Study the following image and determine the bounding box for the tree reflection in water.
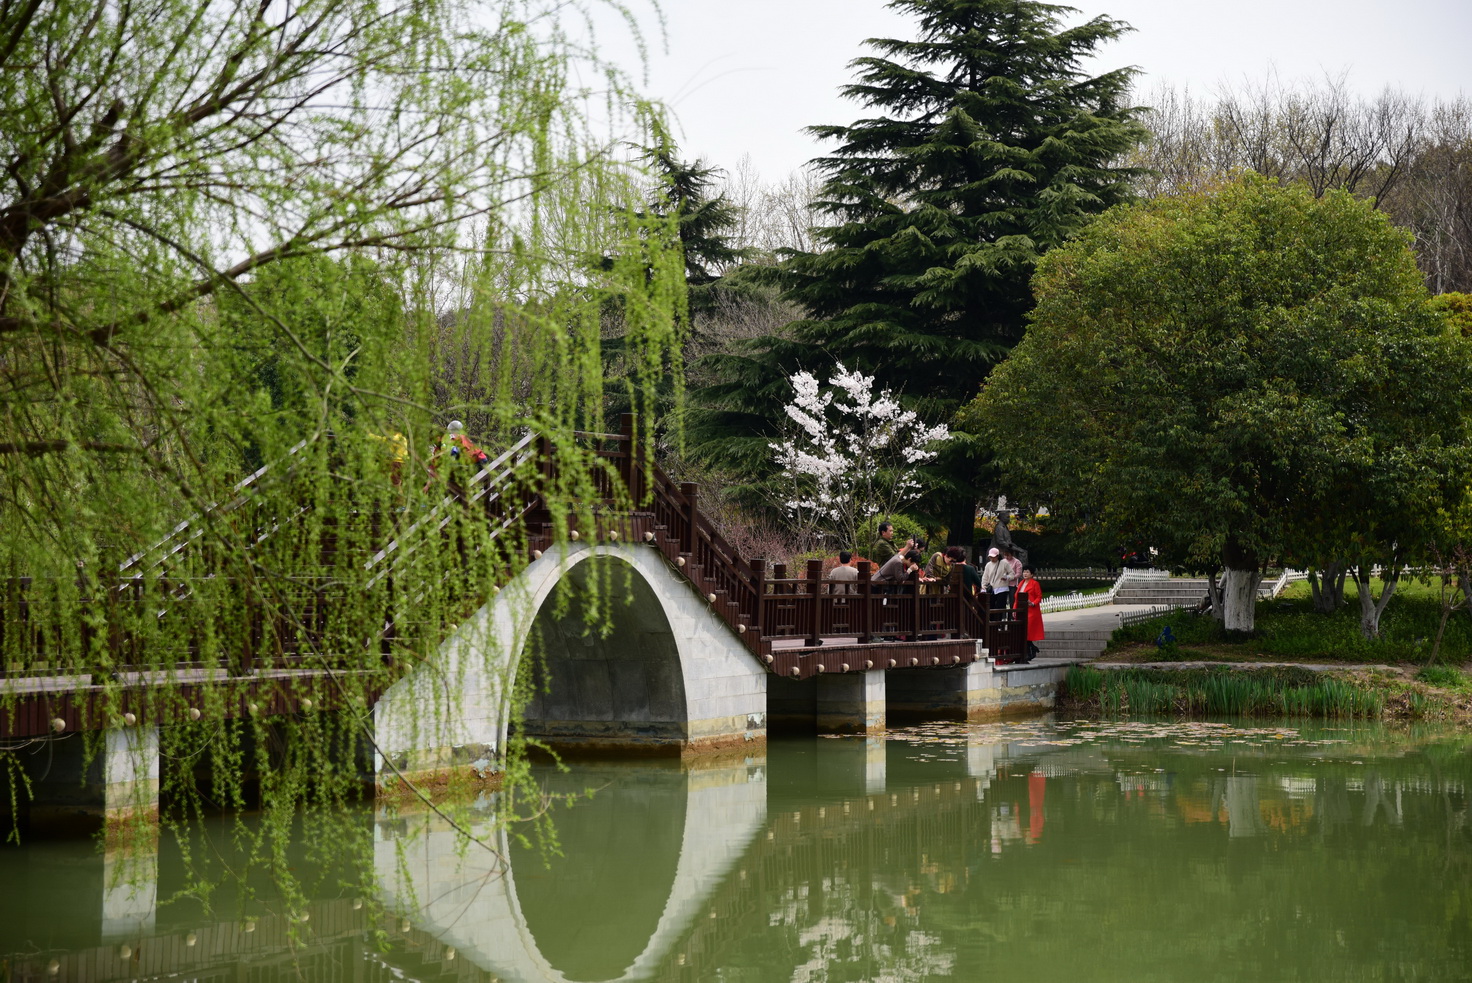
[1,719,1468,982]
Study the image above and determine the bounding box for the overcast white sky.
[588,0,1472,183]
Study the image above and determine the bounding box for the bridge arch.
[372,755,768,983]
[373,542,766,783]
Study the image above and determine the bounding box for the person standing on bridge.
[426,420,490,498]
[982,547,1009,612]
[1017,565,1045,662]
[946,546,983,599]
[870,521,898,566]
[1000,546,1023,612]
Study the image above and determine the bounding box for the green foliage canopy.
[966,175,1472,583]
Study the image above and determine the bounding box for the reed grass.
[1064,665,1384,719]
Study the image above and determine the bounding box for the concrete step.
[1113,588,1206,600]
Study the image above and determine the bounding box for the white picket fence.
[1036,567,1307,614]
[1037,567,1142,614]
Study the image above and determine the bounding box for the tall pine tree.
[693,0,1148,535]
[603,143,750,430]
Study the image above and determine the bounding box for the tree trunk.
[1354,561,1400,640]
[1221,539,1260,632]
[1308,561,1346,613]
[946,496,978,550]
[1205,570,1224,622]
[1431,568,1471,665]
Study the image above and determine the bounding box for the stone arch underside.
[373,543,767,782]
[520,556,690,750]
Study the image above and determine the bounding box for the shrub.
[1414,664,1469,689]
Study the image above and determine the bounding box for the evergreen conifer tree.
[634,144,749,302]
[693,0,1148,530]
[604,143,751,430]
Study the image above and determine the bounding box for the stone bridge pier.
[373,543,768,786]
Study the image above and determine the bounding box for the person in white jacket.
[980,547,1009,612]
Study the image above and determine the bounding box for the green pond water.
[3,716,1470,982]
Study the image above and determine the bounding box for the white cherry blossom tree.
[770,364,950,551]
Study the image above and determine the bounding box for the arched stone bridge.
[1,415,1051,824]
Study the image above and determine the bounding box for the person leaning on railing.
[875,549,928,593]
[828,550,860,595]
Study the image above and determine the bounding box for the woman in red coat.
[1017,565,1045,663]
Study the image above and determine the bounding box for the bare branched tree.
[1129,77,1472,292]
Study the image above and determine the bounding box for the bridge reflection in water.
[3,723,1469,982]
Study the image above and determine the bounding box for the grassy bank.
[1064,663,1472,722]
[1108,579,1472,664]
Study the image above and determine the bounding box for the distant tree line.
[1128,77,1472,294]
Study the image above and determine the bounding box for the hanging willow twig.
[0,0,687,913]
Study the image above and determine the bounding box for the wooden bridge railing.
[521,414,1029,678]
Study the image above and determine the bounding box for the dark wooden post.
[1015,591,1029,660]
[805,558,823,647]
[857,561,873,644]
[533,433,555,526]
[909,567,921,641]
[679,482,699,556]
[619,413,645,507]
[749,558,766,635]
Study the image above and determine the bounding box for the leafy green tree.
[694,0,1148,534]
[965,176,1472,633]
[0,0,683,896]
[634,144,750,301]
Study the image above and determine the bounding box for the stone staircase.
[1111,574,1210,607]
[1033,624,1121,662]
